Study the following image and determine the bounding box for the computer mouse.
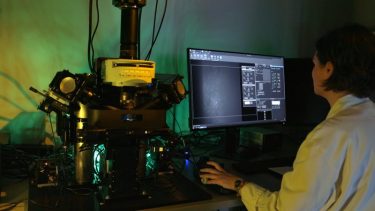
[196,156,211,170]
[195,156,236,195]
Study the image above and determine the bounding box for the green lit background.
[0,0,374,145]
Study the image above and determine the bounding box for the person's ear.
[323,61,334,80]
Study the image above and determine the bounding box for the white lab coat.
[240,95,375,211]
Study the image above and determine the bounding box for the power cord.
[145,0,168,60]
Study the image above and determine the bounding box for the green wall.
[0,0,372,144]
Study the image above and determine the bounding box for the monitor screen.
[187,48,286,130]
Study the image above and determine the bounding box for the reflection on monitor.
[187,48,286,130]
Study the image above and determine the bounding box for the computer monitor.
[187,48,286,159]
[187,48,286,131]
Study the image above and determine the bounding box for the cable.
[145,0,168,60]
[48,113,57,152]
[151,0,159,46]
[138,8,143,59]
[87,0,100,73]
[91,0,100,69]
[144,0,159,61]
[168,109,182,136]
[87,0,93,72]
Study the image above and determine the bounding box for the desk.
[26,159,246,211]
[143,173,282,211]
[1,166,282,211]
[0,138,288,211]
[143,194,242,211]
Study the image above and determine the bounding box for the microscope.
[30,0,187,205]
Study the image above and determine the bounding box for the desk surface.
[1,175,242,211]
[1,166,282,211]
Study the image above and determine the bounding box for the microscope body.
[30,0,187,203]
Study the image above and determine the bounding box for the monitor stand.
[211,126,295,174]
[211,127,261,161]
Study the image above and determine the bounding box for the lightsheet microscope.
[30,0,187,206]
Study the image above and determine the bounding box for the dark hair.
[315,23,375,97]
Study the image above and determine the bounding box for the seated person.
[200,23,375,210]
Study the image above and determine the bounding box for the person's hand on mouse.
[199,161,243,190]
